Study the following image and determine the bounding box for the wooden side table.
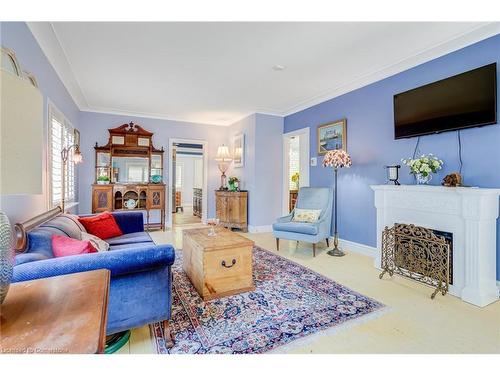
[0,269,110,354]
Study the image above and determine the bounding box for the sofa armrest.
[13,244,175,283]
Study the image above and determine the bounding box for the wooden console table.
[0,270,110,354]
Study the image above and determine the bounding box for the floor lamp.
[322,149,352,257]
[61,144,83,212]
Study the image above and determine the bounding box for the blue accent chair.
[273,187,333,257]
[12,211,175,347]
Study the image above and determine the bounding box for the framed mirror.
[112,157,150,184]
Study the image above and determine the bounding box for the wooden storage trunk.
[182,227,255,301]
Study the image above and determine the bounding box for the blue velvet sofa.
[12,211,175,345]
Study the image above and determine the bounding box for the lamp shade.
[322,149,352,169]
[215,144,232,162]
[73,149,83,164]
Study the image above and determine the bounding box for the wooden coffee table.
[182,227,255,301]
[0,270,110,354]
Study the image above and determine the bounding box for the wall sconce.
[61,144,83,212]
[385,165,401,185]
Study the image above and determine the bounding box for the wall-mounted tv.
[394,63,497,139]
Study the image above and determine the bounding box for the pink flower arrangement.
[322,149,352,169]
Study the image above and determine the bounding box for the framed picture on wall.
[233,133,245,168]
[317,118,347,155]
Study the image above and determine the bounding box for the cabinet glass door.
[150,153,163,183]
[96,152,111,181]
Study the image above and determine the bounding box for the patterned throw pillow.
[81,232,110,252]
[292,208,322,223]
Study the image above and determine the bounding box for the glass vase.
[415,173,432,185]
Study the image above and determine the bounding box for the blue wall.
[284,34,500,279]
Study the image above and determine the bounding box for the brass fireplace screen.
[379,223,450,299]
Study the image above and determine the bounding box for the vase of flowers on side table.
[228,177,239,192]
[402,154,444,184]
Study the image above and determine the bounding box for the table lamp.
[215,144,232,190]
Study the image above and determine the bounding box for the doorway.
[168,139,208,228]
[282,128,310,215]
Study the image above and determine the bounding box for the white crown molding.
[80,107,231,127]
[281,22,500,117]
[26,22,88,109]
[27,22,499,124]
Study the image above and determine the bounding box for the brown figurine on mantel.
[442,172,462,187]
[92,122,166,230]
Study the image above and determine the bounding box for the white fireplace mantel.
[371,184,500,307]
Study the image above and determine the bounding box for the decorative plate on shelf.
[124,199,137,209]
[151,174,162,184]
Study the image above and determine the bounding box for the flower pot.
[97,180,110,185]
[415,173,432,185]
[0,211,13,305]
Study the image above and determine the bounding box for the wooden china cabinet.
[92,122,166,230]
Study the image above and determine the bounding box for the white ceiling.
[28,22,500,126]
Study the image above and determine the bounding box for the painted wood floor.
[115,224,500,354]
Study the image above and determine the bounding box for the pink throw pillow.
[52,235,97,258]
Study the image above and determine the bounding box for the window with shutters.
[48,103,76,208]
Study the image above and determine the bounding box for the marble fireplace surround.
[372,185,500,307]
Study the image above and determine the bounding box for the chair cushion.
[79,212,123,239]
[273,221,318,235]
[106,232,153,246]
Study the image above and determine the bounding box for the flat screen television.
[394,63,497,139]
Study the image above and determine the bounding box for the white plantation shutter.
[289,136,300,190]
[175,163,183,189]
[49,104,76,208]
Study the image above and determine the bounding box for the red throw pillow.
[78,212,123,240]
[52,235,97,258]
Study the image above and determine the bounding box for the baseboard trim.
[248,225,273,233]
[337,238,377,258]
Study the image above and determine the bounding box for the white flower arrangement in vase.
[401,153,443,184]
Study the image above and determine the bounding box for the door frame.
[167,138,208,228]
[282,127,310,215]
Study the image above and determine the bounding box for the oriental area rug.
[150,246,385,354]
